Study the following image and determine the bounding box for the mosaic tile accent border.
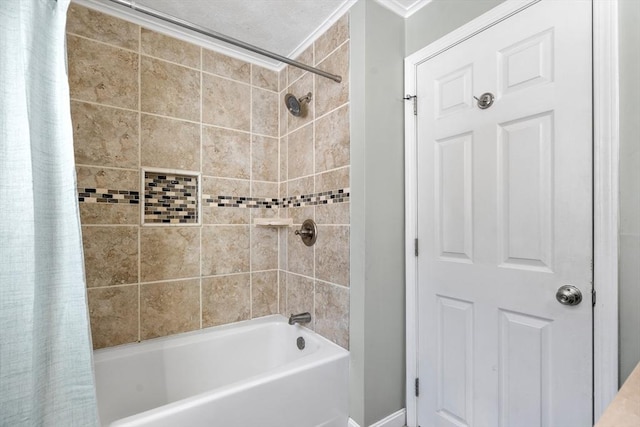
[79,187,350,210]
[144,172,199,224]
[281,188,350,208]
[202,196,280,209]
[201,188,350,209]
[78,188,140,204]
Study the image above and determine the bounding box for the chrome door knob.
[556,285,582,306]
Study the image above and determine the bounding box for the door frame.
[403,1,620,425]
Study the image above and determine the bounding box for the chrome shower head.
[284,92,312,117]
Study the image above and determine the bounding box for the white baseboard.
[348,408,406,427]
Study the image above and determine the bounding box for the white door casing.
[408,1,595,426]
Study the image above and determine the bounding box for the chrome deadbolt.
[556,285,583,306]
[474,92,494,109]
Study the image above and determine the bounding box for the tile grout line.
[284,36,348,91]
[249,63,254,320]
[284,101,349,137]
[76,163,283,184]
[282,66,289,317]
[199,45,204,330]
[315,37,350,69]
[67,32,280,95]
[276,68,282,315]
[137,24,142,343]
[311,40,317,331]
[70,97,280,139]
[71,87,277,141]
[85,270,281,290]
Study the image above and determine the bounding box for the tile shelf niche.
[142,168,201,226]
[254,218,293,227]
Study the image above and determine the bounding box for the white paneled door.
[415,1,592,426]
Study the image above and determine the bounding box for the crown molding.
[373,0,433,18]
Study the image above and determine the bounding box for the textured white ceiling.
[133,0,349,58]
[78,0,432,68]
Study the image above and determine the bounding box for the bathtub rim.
[109,350,349,427]
[93,314,350,426]
[93,314,347,360]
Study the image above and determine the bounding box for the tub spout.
[288,312,312,325]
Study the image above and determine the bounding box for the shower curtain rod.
[107,0,343,83]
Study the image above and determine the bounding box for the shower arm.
[106,0,343,83]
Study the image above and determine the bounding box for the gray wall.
[618,0,640,385]
[349,1,366,423]
[350,1,506,425]
[362,2,406,426]
[350,0,638,424]
[350,1,406,425]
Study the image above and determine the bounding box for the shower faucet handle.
[294,219,317,247]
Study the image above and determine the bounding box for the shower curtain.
[0,1,99,425]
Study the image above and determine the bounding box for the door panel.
[497,112,554,271]
[499,310,552,427]
[436,296,474,426]
[435,132,473,262]
[416,1,593,426]
[498,28,554,96]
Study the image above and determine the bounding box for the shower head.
[284,92,312,117]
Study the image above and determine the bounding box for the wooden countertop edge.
[595,361,640,427]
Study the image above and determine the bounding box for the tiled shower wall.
[278,14,351,349]
[66,4,350,349]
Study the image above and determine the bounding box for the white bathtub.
[93,315,349,427]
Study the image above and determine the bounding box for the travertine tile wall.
[278,15,351,349]
[67,4,350,350]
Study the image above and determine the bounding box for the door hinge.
[404,94,417,115]
[414,238,419,257]
[592,288,596,307]
[415,377,420,397]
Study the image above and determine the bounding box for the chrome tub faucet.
[288,312,312,325]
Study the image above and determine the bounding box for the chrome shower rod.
[107,0,343,83]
